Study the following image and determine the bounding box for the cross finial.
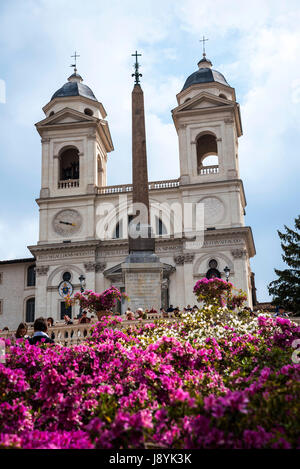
[131,50,142,85]
[199,36,209,57]
[70,51,80,74]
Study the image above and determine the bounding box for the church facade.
[0,53,256,329]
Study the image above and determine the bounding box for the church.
[0,51,256,329]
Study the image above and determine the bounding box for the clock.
[53,209,82,236]
[201,197,225,224]
[58,280,73,298]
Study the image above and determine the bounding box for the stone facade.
[0,58,256,329]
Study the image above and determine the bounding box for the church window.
[84,108,94,116]
[25,298,35,323]
[206,259,221,279]
[27,265,36,287]
[62,271,71,282]
[60,148,80,181]
[219,93,227,99]
[196,133,219,175]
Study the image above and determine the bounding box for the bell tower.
[34,69,114,245]
[36,71,113,199]
[172,53,242,186]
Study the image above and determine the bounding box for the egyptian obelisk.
[122,51,163,312]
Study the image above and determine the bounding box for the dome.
[51,73,98,102]
[181,55,229,92]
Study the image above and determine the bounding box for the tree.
[268,215,300,313]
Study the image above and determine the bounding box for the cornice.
[28,240,100,254]
[176,81,236,101]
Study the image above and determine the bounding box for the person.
[2,327,9,332]
[47,317,55,340]
[126,310,135,321]
[278,306,289,317]
[47,317,54,327]
[167,304,174,313]
[186,304,192,312]
[15,322,29,339]
[64,315,73,325]
[136,308,144,319]
[28,317,54,345]
[149,306,158,314]
[78,311,91,324]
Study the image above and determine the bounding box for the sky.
[0,0,299,301]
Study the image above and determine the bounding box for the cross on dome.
[70,51,80,74]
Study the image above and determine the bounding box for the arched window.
[27,265,36,287]
[62,271,71,282]
[219,93,227,99]
[196,133,219,175]
[206,259,221,279]
[60,148,79,181]
[25,298,35,323]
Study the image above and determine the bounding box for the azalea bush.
[66,286,125,315]
[0,310,299,449]
[193,277,247,310]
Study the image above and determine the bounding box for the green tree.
[268,215,300,313]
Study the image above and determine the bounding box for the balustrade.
[97,179,180,195]
[58,179,80,189]
[198,165,219,175]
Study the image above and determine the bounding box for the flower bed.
[0,311,299,449]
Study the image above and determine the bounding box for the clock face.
[53,209,82,236]
[58,280,73,298]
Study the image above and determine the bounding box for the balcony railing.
[0,316,177,347]
[97,179,180,195]
[198,165,219,175]
[58,179,79,189]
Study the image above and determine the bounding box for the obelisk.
[129,51,154,252]
[122,51,163,312]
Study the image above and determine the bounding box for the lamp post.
[79,274,86,293]
[224,266,230,282]
[78,274,86,318]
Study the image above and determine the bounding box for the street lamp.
[79,274,86,293]
[78,275,86,319]
[224,266,230,282]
